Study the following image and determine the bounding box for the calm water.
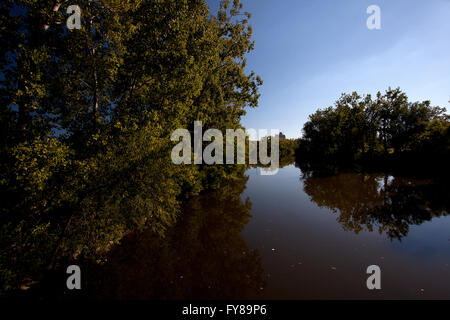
[79,165,450,299]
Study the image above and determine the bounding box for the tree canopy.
[296,88,449,175]
[0,0,261,293]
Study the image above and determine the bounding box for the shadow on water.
[79,177,265,300]
[301,171,450,241]
[7,174,267,300]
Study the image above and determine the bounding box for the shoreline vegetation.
[0,0,261,293]
[293,88,450,179]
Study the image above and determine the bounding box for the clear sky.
[208,0,450,138]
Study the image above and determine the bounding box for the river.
[77,164,450,299]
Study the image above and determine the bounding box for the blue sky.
[208,0,450,138]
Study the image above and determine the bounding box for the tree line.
[296,88,450,176]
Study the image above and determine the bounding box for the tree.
[296,88,448,174]
[0,0,261,293]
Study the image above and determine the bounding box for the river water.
[82,164,450,299]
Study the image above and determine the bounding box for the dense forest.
[0,0,262,293]
[295,88,450,176]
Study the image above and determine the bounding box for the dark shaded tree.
[296,88,449,175]
[0,0,261,293]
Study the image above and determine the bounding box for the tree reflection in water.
[302,172,450,241]
[83,177,265,300]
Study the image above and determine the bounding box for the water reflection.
[84,177,265,299]
[12,165,450,299]
[302,172,450,241]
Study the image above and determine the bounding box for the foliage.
[296,88,449,175]
[279,137,299,167]
[0,0,261,293]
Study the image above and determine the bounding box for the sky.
[208,0,450,138]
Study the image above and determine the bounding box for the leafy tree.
[0,0,261,293]
[296,87,449,174]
